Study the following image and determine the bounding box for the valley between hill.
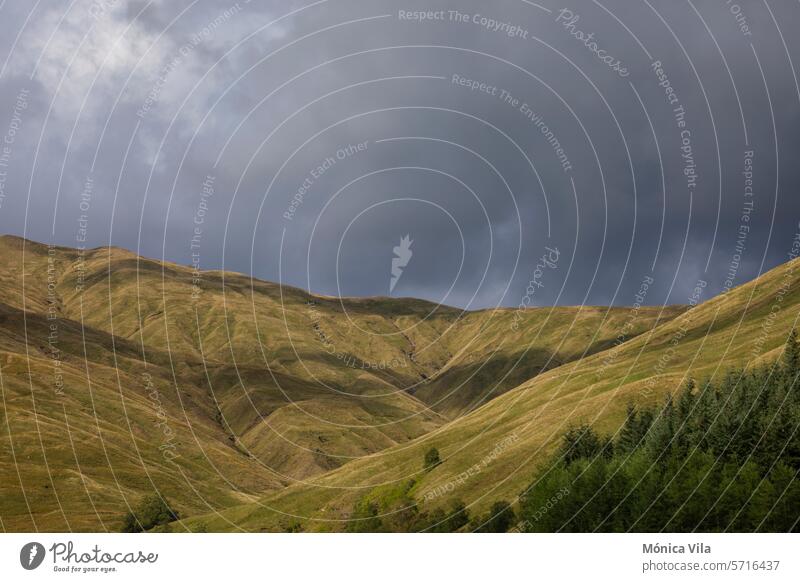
[1,234,796,532]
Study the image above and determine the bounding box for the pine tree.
[783,329,800,384]
[617,403,640,454]
[560,423,605,465]
[675,380,697,453]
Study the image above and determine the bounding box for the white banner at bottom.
[0,533,796,581]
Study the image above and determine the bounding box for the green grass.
[177,256,800,532]
[1,234,796,532]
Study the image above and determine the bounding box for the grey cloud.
[1,0,798,309]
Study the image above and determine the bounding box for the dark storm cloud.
[0,0,798,309]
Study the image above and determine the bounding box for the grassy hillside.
[0,234,678,531]
[0,299,282,532]
[412,305,685,417]
[176,255,800,532]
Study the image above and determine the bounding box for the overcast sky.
[0,0,798,309]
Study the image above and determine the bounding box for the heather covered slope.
[177,255,800,532]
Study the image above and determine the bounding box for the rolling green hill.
[4,234,790,532]
[175,253,800,532]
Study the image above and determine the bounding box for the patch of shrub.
[424,447,442,471]
[472,501,515,532]
[121,494,179,533]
